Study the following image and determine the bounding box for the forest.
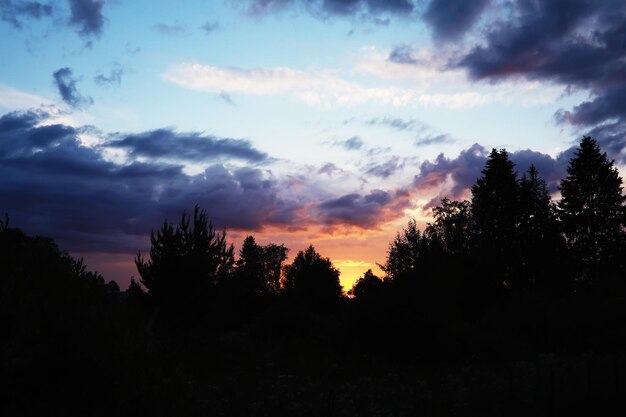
[2,136,626,416]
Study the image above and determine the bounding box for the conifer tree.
[558,136,626,283]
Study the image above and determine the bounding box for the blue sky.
[1,0,625,289]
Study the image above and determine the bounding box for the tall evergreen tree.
[471,149,520,289]
[518,165,564,287]
[558,136,626,283]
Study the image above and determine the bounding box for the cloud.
[423,0,490,42]
[413,143,488,205]
[106,128,269,163]
[0,110,302,254]
[245,0,416,19]
[388,44,419,65]
[94,63,123,86]
[218,91,236,105]
[200,20,219,34]
[53,67,93,109]
[153,22,186,36]
[364,156,404,178]
[414,133,453,147]
[413,143,576,207]
[367,116,422,131]
[318,162,343,176]
[164,62,507,108]
[0,0,52,28]
[341,136,364,150]
[1,109,423,259]
[68,0,105,37]
[317,188,411,229]
[0,83,52,109]
[163,62,422,106]
[452,0,626,159]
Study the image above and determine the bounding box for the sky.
[1,0,625,290]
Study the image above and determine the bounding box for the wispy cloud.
[0,84,51,109]
[53,67,93,109]
[94,63,123,86]
[163,62,517,109]
[200,20,219,34]
[153,22,186,36]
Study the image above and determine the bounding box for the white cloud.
[164,62,422,107]
[163,57,565,109]
[0,84,52,110]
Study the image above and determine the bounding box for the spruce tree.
[471,149,520,289]
[558,136,626,283]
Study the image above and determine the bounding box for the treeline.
[1,136,626,416]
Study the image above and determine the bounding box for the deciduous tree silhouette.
[426,198,472,257]
[558,136,626,285]
[282,245,343,310]
[348,269,384,300]
[379,219,426,281]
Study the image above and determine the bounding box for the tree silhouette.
[425,198,472,256]
[282,245,343,310]
[558,136,626,285]
[135,205,234,316]
[235,236,288,296]
[378,219,426,280]
[471,148,520,289]
[518,164,565,288]
[348,269,384,299]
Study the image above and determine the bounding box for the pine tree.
[135,206,235,312]
[558,136,626,283]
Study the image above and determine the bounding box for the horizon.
[2,0,626,290]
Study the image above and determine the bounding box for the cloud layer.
[450,0,626,162]
[0,110,418,256]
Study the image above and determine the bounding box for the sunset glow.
[2,0,625,291]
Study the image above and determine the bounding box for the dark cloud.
[153,22,186,35]
[364,155,404,178]
[94,63,123,86]
[453,0,626,160]
[317,188,410,228]
[0,110,300,255]
[106,129,269,163]
[246,0,416,19]
[53,67,93,109]
[0,0,52,28]
[423,0,489,42]
[414,143,487,205]
[68,0,105,37]
[200,20,219,34]
[414,133,453,147]
[320,0,414,15]
[413,143,576,207]
[583,122,626,164]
